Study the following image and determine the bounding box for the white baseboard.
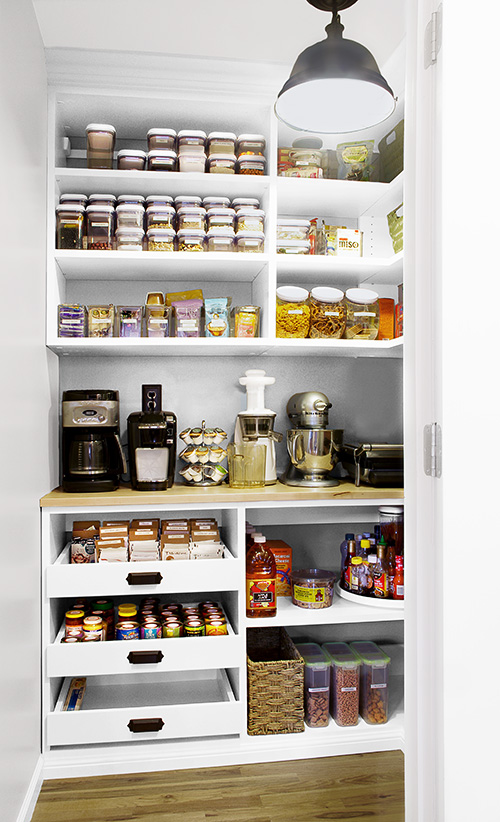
[16,755,43,822]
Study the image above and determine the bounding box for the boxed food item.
[96,538,128,562]
[160,531,190,560]
[350,641,391,725]
[324,224,347,256]
[70,521,99,564]
[377,298,395,340]
[63,678,87,711]
[322,641,361,727]
[335,228,362,257]
[129,528,160,562]
[277,147,294,176]
[295,643,331,728]
[266,540,292,597]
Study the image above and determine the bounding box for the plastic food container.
[379,505,404,556]
[287,148,323,178]
[344,288,380,340]
[178,153,206,173]
[115,306,143,338]
[144,304,171,337]
[276,219,311,241]
[237,133,266,156]
[235,231,264,253]
[290,568,335,609]
[322,641,361,727]
[177,130,206,151]
[276,286,310,338]
[147,128,176,152]
[146,228,176,252]
[238,154,266,175]
[231,305,260,337]
[115,203,145,230]
[56,204,85,250]
[115,228,144,251]
[59,194,87,207]
[174,195,202,210]
[232,198,260,211]
[87,305,114,338]
[86,123,116,169]
[202,196,231,210]
[116,149,146,171]
[145,205,176,230]
[176,229,206,252]
[350,641,390,725]
[177,207,206,231]
[58,304,87,337]
[309,287,346,339]
[207,132,236,156]
[206,208,235,231]
[206,229,235,252]
[208,154,236,174]
[236,208,265,233]
[87,193,116,207]
[86,205,114,250]
[147,149,177,172]
[117,194,146,206]
[146,195,174,208]
[276,239,310,255]
[173,298,204,337]
[296,643,331,728]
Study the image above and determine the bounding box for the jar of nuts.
[309,287,346,339]
[350,641,390,725]
[344,288,380,340]
[276,286,310,338]
[296,643,331,728]
[322,641,361,727]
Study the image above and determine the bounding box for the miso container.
[147,149,177,172]
[322,641,361,727]
[115,203,145,230]
[276,286,310,338]
[236,133,266,156]
[86,205,114,250]
[350,641,390,725]
[235,231,264,253]
[146,228,176,252]
[207,132,236,156]
[86,123,116,169]
[87,305,114,338]
[147,128,176,152]
[115,306,143,338]
[344,288,380,340]
[295,643,330,728]
[145,205,176,230]
[145,304,171,338]
[116,149,146,171]
[115,228,144,251]
[309,287,346,339]
[56,204,85,250]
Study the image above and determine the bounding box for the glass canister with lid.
[344,288,379,340]
[309,287,346,339]
[276,286,310,338]
[56,204,85,249]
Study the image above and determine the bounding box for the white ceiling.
[32,0,405,70]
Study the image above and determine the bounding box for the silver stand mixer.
[280,391,343,487]
[234,369,283,485]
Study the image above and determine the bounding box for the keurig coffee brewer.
[127,384,177,491]
[61,389,126,492]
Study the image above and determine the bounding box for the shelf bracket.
[424,423,442,478]
[424,4,443,69]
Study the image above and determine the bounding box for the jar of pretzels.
[344,288,380,340]
[309,287,346,338]
[276,286,310,338]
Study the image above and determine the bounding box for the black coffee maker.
[127,384,177,491]
[61,389,126,492]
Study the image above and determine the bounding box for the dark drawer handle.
[127,650,164,665]
[128,717,164,734]
[126,571,163,585]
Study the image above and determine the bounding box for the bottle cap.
[345,533,355,540]
[360,539,370,548]
[351,557,362,566]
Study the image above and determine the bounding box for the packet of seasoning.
[172,298,203,338]
[336,140,374,181]
[204,297,230,338]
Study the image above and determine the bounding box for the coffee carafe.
[127,384,177,491]
[280,391,343,487]
[234,369,282,485]
[61,389,126,492]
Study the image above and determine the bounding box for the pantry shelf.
[245,596,403,628]
[276,173,403,218]
[276,250,403,287]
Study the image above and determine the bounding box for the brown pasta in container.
[309,287,346,338]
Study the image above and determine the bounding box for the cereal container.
[290,568,335,609]
[309,287,346,339]
[116,149,146,171]
[350,641,390,725]
[276,286,310,338]
[86,123,116,169]
[56,204,85,250]
[147,128,176,152]
[344,288,380,340]
[322,641,361,726]
[295,643,331,728]
[86,205,114,250]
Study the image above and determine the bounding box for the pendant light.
[275,0,396,134]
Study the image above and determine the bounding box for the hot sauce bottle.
[246,534,276,618]
[373,536,389,598]
[393,556,404,600]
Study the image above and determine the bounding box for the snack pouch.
[204,297,230,338]
[337,140,374,181]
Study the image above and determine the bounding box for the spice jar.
[145,205,176,230]
[207,132,236,156]
[87,305,114,337]
[344,288,380,340]
[235,231,264,253]
[287,148,323,178]
[147,149,177,172]
[145,304,171,337]
[309,287,346,339]
[203,196,231,210]
[231,305,260,337]
[86,204,114,250]
[176,229,206,252]
[116,149,146,170]
[115,228,144,251]
[147,128,176,152]
[350,641,390,725]
[237,154,266,175]
[177,129,206,152]
[206,208,235,231]
[86,123,116,169]
[56,204,85,250]
[115,305,143,337]
[178,153,206,173]
[236,133,266,156]
[115,203,145,230]
[208,153,236,174]
[276,286,310,338]
[296,643,331,728]
[146,228,175,252]
[322,641,361,727]
[177,207,206,231]
[206,229,235,252]
[235,208,265,233]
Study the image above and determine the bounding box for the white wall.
[0,2,56,820]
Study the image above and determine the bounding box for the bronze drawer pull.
[128,717,164,733]
[126,571,163,585]
[127,650,164,664]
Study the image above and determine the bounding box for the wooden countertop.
[40,481,404,508]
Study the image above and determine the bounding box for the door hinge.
[424,423,442,478]
[424,4,443,69]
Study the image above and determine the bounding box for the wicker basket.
[247,627,305,736]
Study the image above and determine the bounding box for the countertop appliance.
[340,442,404,487]
[61,389,126,493]
[281,391,343,487]
[234,369,282,485]
[127,384,177,491]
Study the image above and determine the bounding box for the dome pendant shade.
[275,12,396,133]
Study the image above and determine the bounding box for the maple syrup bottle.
[246,534,277,618]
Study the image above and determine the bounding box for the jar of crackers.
[309,287,345,339]
[276,286,310,338]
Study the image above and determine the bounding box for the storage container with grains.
[206,208,235,231]
[296,643,331,728]
[208,154,236,174]
[56,204,85,250]
[235,208,265,233]
[238,154,266,175]
[146,228,175,252]
[322,641,361,727]
[147,149,177,172]
[276,286,310,338]
[145,205,176,230]
[207,132,236,156]
[86,123,116,169]
[176,207,206,231]
[206,229,235,252]
[350,641,390,725]
[291,568,335,609]
[115,203,145,230]
[276,239,310,255]
[344,288,380,340]
[176,229,206,252]
[236,133,266,156]
[235,231,264,253]
[147,128,176,152]
[177,129,206,151]
[86,204,114,250]
[309,287,346,338]
[178,153,206,173]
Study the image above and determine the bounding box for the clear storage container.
[350,641,390,725]
[177,130,206,151]
[115,203,145,230]
[116,149,146,170]
[206,229,235,252]
[208,154,236,174]
[145,205,176,230]
[146,228,176,251]
[174,195,202,210]
[176,229,206,252]
[202,196,231,210]
[238,154,266,175]
[206,208,235,231]
[322,641,361,727]
[309,287,346,339]
[86,204,114,250]
[177,207,206,231]
[58,304,87,337]
[178,153,206,173]
[146,195,174,208]
[290,568,335,609]
[232,198,260,211]
[231,305,260,337]
[117,194,146,206]
[276,286,310,338]
[344,288,380,340]
[147,128,176,152]
[235,231,264,253]
[236,133,266,156]
[235,208,265,233]
[87,305,114,338]
[115,228,144,251]
[59,194,87,207]
[276,219,311,241]
[147,149,177,172]
[173,298,204,337]
[144,304,171,337]
[295,643,331,728]
[276,239,310,255]
[115,305,143,337]
[56,204,85,250]
[86,123,116,169]
[207,132,236,156]
[286,148,323,178]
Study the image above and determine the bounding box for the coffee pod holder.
[178,420,228,486]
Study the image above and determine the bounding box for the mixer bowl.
[287,428,344,479]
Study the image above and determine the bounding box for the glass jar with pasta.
[276,286,310,338]
[309,287,345,339]
[344,288,380,340]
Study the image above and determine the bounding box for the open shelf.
[245,596,403,628]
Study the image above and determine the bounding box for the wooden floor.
[31,751,404,822]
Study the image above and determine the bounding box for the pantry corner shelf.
[276,250,403,286]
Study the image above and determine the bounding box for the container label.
[293,585,325,604]
[370,682,387,689]
[341,687,357,693]
[247,578,276,610]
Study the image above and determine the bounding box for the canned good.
[309,287,346,339]
[65,627,84,641]
[184,620,206,637]
[276,286,310,338]
[82,615,104,641]
[344,288,379,340]
[205,620,228,636]
[61,635,81,643]
[140,620,162,639]
[162,620,183,638]
[115,620,140,640]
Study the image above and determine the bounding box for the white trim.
[15,756,43,822]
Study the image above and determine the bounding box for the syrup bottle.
[246,534,276,618]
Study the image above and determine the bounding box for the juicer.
[280,391,343,487]
[234,369,283,485]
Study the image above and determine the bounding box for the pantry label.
[246,578,276,610]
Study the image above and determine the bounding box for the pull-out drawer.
[48,669,241,747]
[47,544,240,599]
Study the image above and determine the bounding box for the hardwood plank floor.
[31,751,404,822]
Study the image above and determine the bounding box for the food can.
[115,620,140,641]
[184,619,206,637]
[162,619,183,638]
[141,620,162,639]
[205,620,228,636]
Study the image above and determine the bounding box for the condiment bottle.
[386,544,396,598]
[339,533,355,581]
[246,534,277,618]
[373,537,389,598]
[393,556,404,600]
[349,557,363,594]
[359,538,371,560]
[65,609,84,636]
[342,539,357,590]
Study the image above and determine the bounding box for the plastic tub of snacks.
[290,568,335,609]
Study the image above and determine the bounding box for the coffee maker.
[127,384,177,491]
[61,389,126,492]
[280,391,343,487]
[234,369,282,485]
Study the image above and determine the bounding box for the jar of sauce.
[65,609,84,636]
[82,615,104,641]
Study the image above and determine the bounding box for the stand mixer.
[280,391,343,487]
[234,369,283,485]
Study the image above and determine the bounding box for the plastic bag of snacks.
[336,140,374,181]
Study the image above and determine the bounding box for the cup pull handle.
[127,650,164,665]
[128,717,164,733]
[126,572,163,585]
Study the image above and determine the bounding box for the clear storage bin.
[145,205,176,230]
[176,229,206,252]
[115,306,143,338]
[177,207,206,231]
[86,123,116,169]
[87,305,114,338]
[206,229,235,252]
[59,194,87,207]
[202,196,230,210]
[115,203,145,230]
[235,208,265,233]
[58,304,87,337]
[173,298,203,337]
[146,228,176,251]
[236,133,266,156]
[144,304,171,337]
[177,130,206,151]
[295,643,330,728]
[350,641,390,725]
[344,288,379,340]
[238,154,266,175]
[232,198,260,211]
[322,641,361,727]
[235,231,264,253]
[116,149,146,170]
[147,149,177,172]
[276,286,310,338]
[146,195,174,208]
[56,204,85,250]
[178,153,206,173]
[208,154,236,174]
[207,132,236,156]
[117,194,146,206]
[88,193,116,207]
[174,195,202,210]
[147,128,176,152]
[231,305,260,337]
[309,287,346,339]
[206,208,235,231]
[115,228,144,251]
[276,219,311,241]
[276,239,310,255]
[86,204,114,250]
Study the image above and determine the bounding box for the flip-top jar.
[232,197,260,211]
[147,149,177,172]
[207,132,236,156]
[238,154,266,175]
[146,228,175,252]
[178,153,206,173]
[86,123,116,169]
[235,208,265,233]
[116,149,146,170]
[145,205,176,230]
[309,287,346,339]
[177,207,206,231]
[235,231,264,253]
[206,208,235,231]
[236,133,266,156]
[115,203,145,230]
[208,154,236,174]
[276,286,310,338]
[86,204,114,250]
[115,227,144,251]
[147,128,176,152]
[56,204,85,249]
[88,193,116,207]
[344,288,380,340]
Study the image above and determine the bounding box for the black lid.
[62,390,119,402]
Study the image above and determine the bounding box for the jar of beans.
[276,286,310,338]
[344,288,380,340]
[309,287,346,338]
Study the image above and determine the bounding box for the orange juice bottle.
[246,534,277,618]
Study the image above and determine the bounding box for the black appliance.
[127,384,177,491]
[340,443,404,487]
[62,389,126,493]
